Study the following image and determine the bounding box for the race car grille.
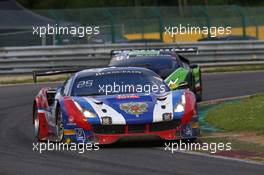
[92,119,181,135]
[128,124,146,133]
[150,120,181,132]
[92,125,125,134]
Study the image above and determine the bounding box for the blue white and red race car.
[33,67,199,144]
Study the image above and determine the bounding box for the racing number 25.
[77,80,93,88]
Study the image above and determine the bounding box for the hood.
[73,91,184,125]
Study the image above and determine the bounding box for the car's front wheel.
[56,108,64,142]
[33,107,40,141]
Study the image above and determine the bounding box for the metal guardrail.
[0,40,264,74]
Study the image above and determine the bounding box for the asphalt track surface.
[0,71,264,175]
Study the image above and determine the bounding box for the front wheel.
[33,107,40,141]
[56,108,64,142]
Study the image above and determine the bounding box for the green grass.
[205,94,264,134]
[0,79,33,84]
[0,76,68,85]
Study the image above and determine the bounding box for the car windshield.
[71,71,170,96]
[110,56,181,78]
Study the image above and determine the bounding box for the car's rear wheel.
[196,70,203,102]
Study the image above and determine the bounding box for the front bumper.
[63,120,200,144]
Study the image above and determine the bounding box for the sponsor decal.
[120,102,148,116]
[96,70,142,76]
[116,95,140,99]
[182,124,193,137]
[75,128,86,142]
[168,78,179,89]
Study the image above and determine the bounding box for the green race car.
[109,48,202,102]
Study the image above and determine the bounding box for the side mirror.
[190,64,198,69]
[177,81,189,89]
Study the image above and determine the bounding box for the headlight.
[74,101,97,118]
[83,109,97,118]
[174,94,186,113]
[174,103,185,112]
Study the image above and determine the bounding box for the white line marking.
[157,147,264,166]
[176,150,264,166]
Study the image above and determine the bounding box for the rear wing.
[32,65,108,83]
[32,69,80,83]
[110,47,198,56]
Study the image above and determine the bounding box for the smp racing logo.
[120,102,148,116]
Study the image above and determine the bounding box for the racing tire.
[33,105,41,141]
[192,69,202,102]
[196,70,203,102]
[56,107,64,142]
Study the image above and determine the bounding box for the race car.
[33,67,199,144]
[109,48,202,101]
